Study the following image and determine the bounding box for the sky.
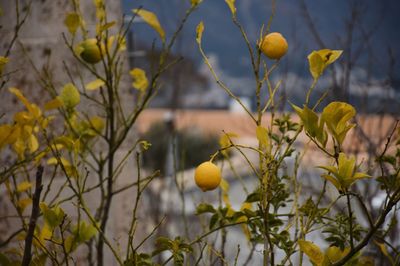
[122,0,400,112]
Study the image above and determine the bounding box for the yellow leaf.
[99,21,116,32]
[28,134,39,153]
[219,132,238,156]
[375,241,394,265]
[129,68,148,92]
[324,246,350,264]
[117,35,127,51]
[133,9,165,42]
[357,256,375,266]
[320,173,341,190]
[17,181,32,193]
[298,240,324,266]
[60,83,80,109]
[39,223,52,245]
[85,79,105,91]
[44,98,64,110]
[9,87,35,114]
[89,116,105,132]
[196,21,204,44]
[225,0,236,17]
[47,157,71,167]
[0,56,9,75]
[191,0,202,6]
[256,125,269,149]
[220,178,229,192]
[18,198,32,212]
[64,12,81,35]
[238,202,252,241]
[308,49,342,80]
[0,124,15,149]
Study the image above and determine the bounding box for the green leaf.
[245,190,261,203]
[133,9,165,42]
[298,240,324,265]
[196,21,204,44]
[60,83,80,109]
[39,202,65,229]
[291,103,327,147]
[85,79,105,91]
[73,221,97,243]
[209,213,219,229]
[64,13,81,35]
[196,203,216,214]
[308,49,343,80]
[225,0,236,17]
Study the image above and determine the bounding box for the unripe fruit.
[79,39,103,64]
[260,32,288,60]
[194,161,222,192]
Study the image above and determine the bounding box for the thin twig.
[21,165,44,266]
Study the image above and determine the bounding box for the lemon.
[194,161,222,192]
[260,32,288,60]
[79,39,103,64]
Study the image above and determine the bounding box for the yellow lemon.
[79,38,103,64]
[260,32,288,60]
[194,161,221,192]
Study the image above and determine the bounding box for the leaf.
[64,13,81,35]
[60,83,80,109]
[133,9,165,42]
[0,56,9,75]
[322,102,356,145]
[256,125,269,149]
[191,0,202,6]
[324,246,350,264]
[308,49,343,80]
[44,98,63,110]
[196,21,204,44]
[245,190,261,203]
[0,124,15,149]
[47,157,71,167]
[225,0,236,17]
[298,240,324,266]
[196,203,216,215]
[76,221,97,242]
[129,68,148,92]
[220,178,229,193]
[374,241,394,265]
[99,21,116,32]
[291,103,327,146]
[9,87,36,114]
[17,181,32,193]
[219,132,238,156]
[18,198,32,212]
[28,134,39,153]
[85,79,105,91]
[40,202,65,229]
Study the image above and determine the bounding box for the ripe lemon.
[79,38,103,64]
[194,161,221,192]
[260,32,288,60]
